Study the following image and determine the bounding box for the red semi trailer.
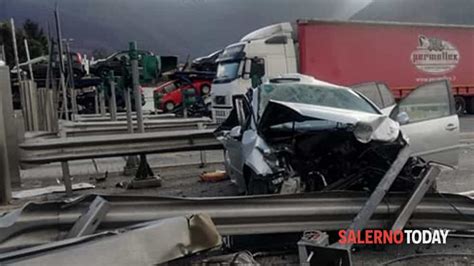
[299,20,474,114]
[211,20,474,122]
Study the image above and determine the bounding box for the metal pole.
[198,123,207,168]
[64,40,78,115]
[126,42,159,185]
[0,66,21,203]
[0,45,5,62]
[99,88,106,116]
[129,42,144,133]
[23,39,34,81]
[109,71,117,121]
[10,18,25,127]
[123,86,139,176]
[125,88,133,133]
[10,19,22,85]
[54,4,69,120]
[94,87,99,114]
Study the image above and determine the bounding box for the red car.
[154,79,211,112]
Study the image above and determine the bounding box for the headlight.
[353,122,373,143]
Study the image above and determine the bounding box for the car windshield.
[258,83,379,116]
[215,61,240,82]
[162,82,179,93]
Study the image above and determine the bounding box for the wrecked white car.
[216,74,459,194]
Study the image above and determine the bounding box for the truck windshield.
[258,83,379,115]
[214,61,240,83]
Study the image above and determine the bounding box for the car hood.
[258,100,400,143]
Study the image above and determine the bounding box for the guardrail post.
[94,87,99,114]
[123,85,139,175]
[130,41,144,133]
[126,41,160,187]
[25,81,40,131]
[99,89,106,116]
[59,124,73,196]
[60,161,73,197]
[109,71,117,121]
[198,123,207,168]
[0,66,21,204]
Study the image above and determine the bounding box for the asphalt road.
[460,114,474,133]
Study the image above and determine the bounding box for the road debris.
[200,170,228,182]
[197,251,259,265]
[0,214,221,265]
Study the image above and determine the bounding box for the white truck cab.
[211,23,297,123]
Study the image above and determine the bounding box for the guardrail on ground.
[0,192,472,248]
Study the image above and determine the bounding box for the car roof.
[264,73,349,89]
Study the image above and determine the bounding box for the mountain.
[0,0,371,60]
[352,0,474,25]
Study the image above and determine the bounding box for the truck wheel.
[201,85,211,95]
[466,97,474,114]
[454,96,466,115]
[247,170,269,195]
[164,101,175,112]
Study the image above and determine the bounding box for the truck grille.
[214,96,226,105]
[213,109,231,124]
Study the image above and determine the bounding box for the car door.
[390,80,459,166]
[352,82,396,115]
[219,99,249,186]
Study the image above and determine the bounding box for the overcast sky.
[0,0,372,59]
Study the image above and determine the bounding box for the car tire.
[201,85,211,95]
[454,96,466,115]
[247,170,269,195]
[164,101,175,112]
[73,68,85,79]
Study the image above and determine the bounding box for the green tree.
[0,19,47,68]
[23,19,48,59]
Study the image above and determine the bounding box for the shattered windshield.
[258,83,379,116]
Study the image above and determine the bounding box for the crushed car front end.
[217,75,428,195]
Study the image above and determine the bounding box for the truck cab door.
[390,80,459,166]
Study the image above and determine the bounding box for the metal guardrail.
[60,117,217,137]
[72,113,176,122]
[19,129,222,164]
[0,192,473,248]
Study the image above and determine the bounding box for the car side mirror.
[397,111,410,125]
[229,126,242,139]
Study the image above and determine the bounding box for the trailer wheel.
[454,96,466,115]
[201,85,211,95]
[466,97,474,114]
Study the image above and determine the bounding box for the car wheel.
[164,101,175,112]
[201,85,211,95]
[247,170,269,195]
